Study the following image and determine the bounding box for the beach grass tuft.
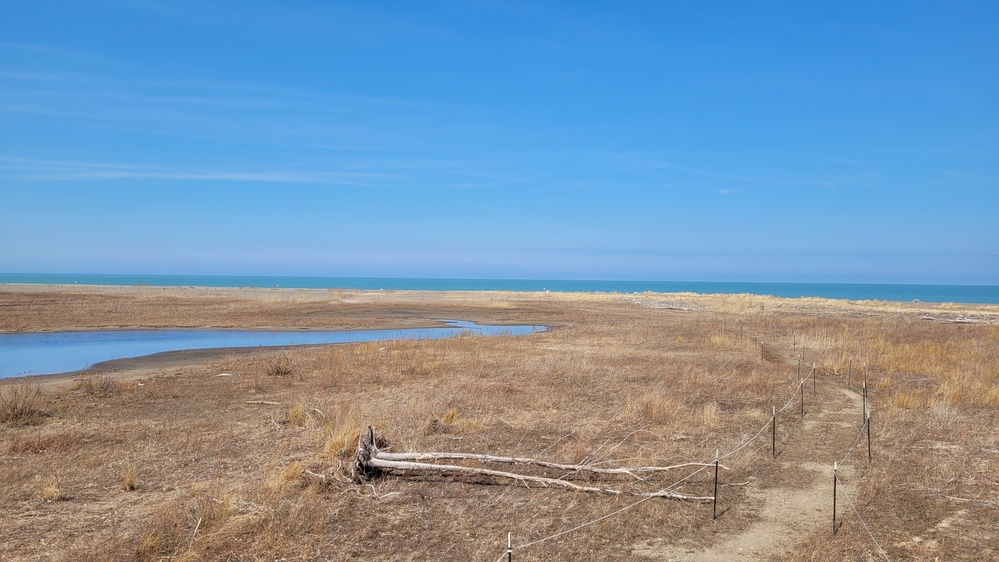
[266,355,295,377]
[0,382,46,426]
[76,374,126,396]
[121,466,140,491]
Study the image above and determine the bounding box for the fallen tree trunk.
[376,451,724,479]
[351,426,715,502]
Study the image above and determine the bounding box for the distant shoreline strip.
[1,274,997,304]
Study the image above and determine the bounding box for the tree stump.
[351,425,381,483]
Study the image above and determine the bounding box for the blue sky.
[1,1,996,284]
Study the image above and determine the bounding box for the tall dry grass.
[0,382,46,426]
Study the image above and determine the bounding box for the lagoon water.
[0,321,545,379]
[2,273,998,304]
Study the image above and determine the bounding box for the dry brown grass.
[8,430,81,454]
[38,473,66,502]
[75,374,128,396]
[265,354,296,378]
[0,286,997,560]
[121,466,140,491]
[0,382,46,426]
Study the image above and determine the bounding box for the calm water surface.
[0,321,545,378]
[2,273,997,303]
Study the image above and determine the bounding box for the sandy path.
[633,381,866,560]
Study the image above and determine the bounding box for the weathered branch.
[351,426,715,502]
[367,457,710,501]
[920,315,994,324]
[376,451,726,479]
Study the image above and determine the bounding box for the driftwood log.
[351,426,718,501]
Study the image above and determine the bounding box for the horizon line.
[1,272,997,289]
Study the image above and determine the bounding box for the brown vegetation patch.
[0,382,47,426]
[0,286,997,560]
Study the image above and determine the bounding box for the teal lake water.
[2,273,998,304]
[0,321,545,378]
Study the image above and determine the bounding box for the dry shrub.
[702,402,721,427]
[0,382,46,425]
[423,405,461,434]
[320,405,365,458]
[286,403,310,427]
[76,374,126,396]
[288,400,345,430]
[440,407,459,425]
[39,474,66,502]
[266,355,295,377]
[268,461,304,491]
[121,467,140,491]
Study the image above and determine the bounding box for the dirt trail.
[633,380,867,561]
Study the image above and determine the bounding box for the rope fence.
[837,475,892,561]
[787,336,890,560]
[491,326,892,561]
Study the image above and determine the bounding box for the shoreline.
[0,344,304,388]
[3,278,999,304]
[4,281,999,311]
[2,284,996,385]
[0,321,550,382]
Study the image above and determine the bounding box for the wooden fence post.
[713,449,720,519]
[867,411,872,463]
[772,406,777,457]
[863,382,868,424]
[833,462,838,534]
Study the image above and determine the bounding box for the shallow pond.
[0,320,545,378]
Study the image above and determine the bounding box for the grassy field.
[1,286,997,561]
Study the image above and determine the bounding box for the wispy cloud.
[0,70,101,82]
[0,157,388,185]
[0,69,442,112]
[0,40,141,69]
